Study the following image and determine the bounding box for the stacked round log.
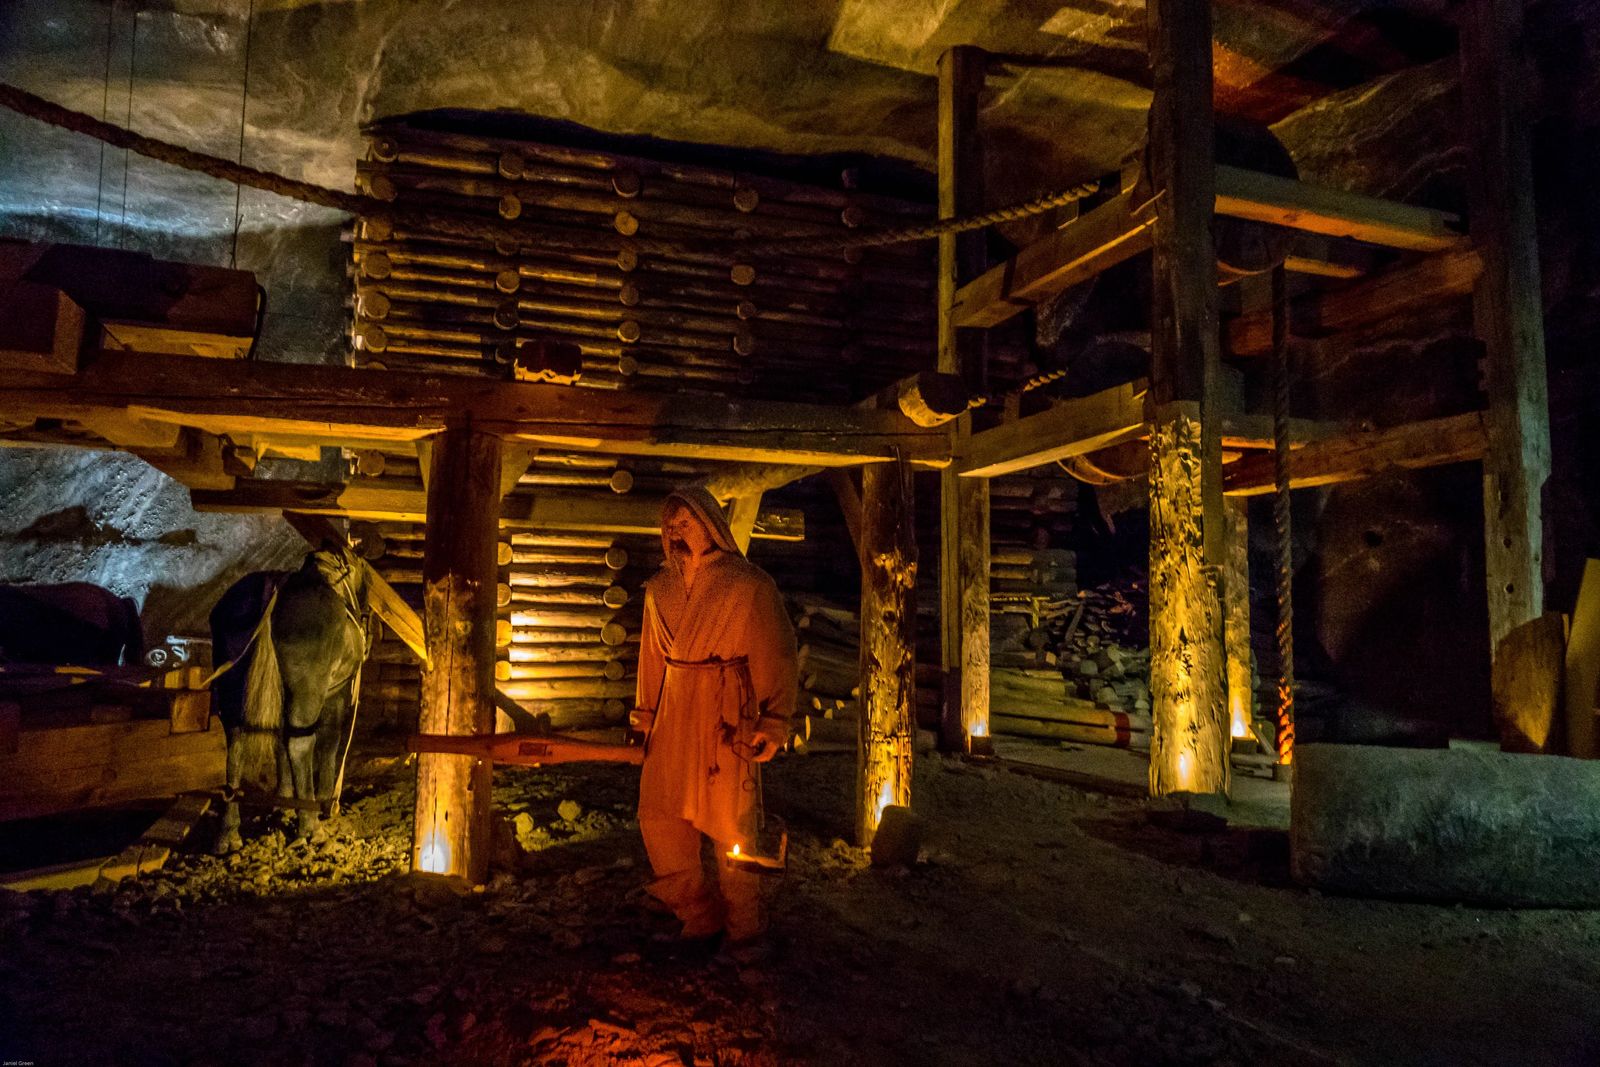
[349,120,944,401]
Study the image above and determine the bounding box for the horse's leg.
[314,687,353,820]
[214,725,244,855]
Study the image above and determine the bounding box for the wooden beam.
[1213,165,1466,253]
[956,380,1147,478]
[694,372,970,504]
[0,352,949,468]
[1221,412,1487,496]
[280,511,429,666]
[727,493,763,554]
[1146,0,1229,799]
[951,192,1158,328]
[937,44,990,753]
[954,171,1465,331]
[857,458,916,846]
[1226,249,1483,357]
[1461,0,1551,654]
[412,421,501,885]
[1223,497,1253,743]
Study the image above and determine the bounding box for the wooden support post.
[1461,0,1551,656]
[412,420,502,884]
[1145,0,1229,797]
[858,459,917,846]
[1223,497,1253,742]
[937,44,991,752]
[727,493,763,554]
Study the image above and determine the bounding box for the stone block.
[870,805,923,868]
[1291,743,1600,907]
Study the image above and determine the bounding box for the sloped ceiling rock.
[0,0,1469,247]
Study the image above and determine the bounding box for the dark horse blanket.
[210,548,369,850]
[0,582,142,666]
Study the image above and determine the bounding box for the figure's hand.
[629,707,655,737]
[748,716,789,763]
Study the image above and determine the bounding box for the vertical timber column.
[412,419,503,884]
[1223,496,1253,742]
[857,459,917,846]
[1146,0,1230,797]
[937,44,991,751]
[1461,0,1551,656]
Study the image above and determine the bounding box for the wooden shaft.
[936,44,991,754]
[1145,0,1228,800]
[857,458,917,846]
[412,421,502,884]
[1461,0,1551,656]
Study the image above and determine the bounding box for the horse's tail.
[239,607,283,781]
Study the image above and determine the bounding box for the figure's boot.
[646,869,724,940]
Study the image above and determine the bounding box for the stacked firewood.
[788,596,940,754]
[346,120,941,401]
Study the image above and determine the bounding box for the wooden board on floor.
[0,715,225,822]
[1564,560,1600,760]
[1491,613,1567,754]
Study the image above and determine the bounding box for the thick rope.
[0,81,1109,260]
[737,180,1106,256]
[1270,266,1296,766]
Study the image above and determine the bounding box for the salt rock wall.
[0,449,307,647]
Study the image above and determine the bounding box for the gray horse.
[210,546,370,851]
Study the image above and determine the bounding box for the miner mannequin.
[631,485,798,946]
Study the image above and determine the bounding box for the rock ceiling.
[0,0,1462,253]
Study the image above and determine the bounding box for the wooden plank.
[1213,165,1466,252]
[1462,0,1552,655]
[951,192,1157,328]
[0,717,225,821]
[168,690,210,734]
[857,459,917,844]
[1227,249,1482,357]
[1564,560,1600,760]
[957,379,1147,479]
[954,171,1463,331]
[0,352,948,468]
[937,44,991,753]
[413,422,501,885]
[1221,412,1487,496]
[1491,613,1566,755]
[726,493,763,555]
[96,792,212,883]
[1223,496,1253,742]
[1146,0,1228,799]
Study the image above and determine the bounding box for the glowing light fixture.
[417,829,451,875]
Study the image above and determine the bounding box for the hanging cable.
[230,0,256,269]
[117,2,140,248]
[1270,266,1296,766]
[93,1,116,246]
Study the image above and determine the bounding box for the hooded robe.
[635,486,798,845]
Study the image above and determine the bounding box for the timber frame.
[0,0,1551,865]
[919,0,1545,797]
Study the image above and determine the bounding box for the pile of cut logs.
[361,516,654,733]
[346,120,947,401]
[789,596,940,753]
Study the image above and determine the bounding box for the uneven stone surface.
[0,449,307,643]
[5,746,1600,1065]
[1291,742,1600,907]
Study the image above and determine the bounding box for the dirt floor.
[3,744,1599,1067]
